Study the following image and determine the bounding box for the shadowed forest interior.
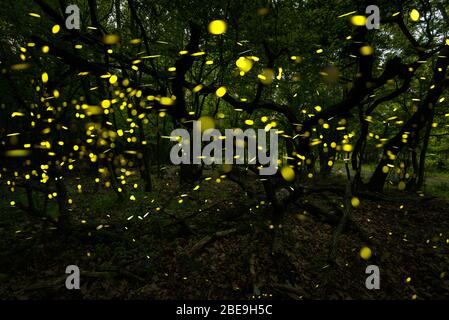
[1,0,449,299]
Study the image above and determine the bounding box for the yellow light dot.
[222,164,232,173]
[245,119,254,125]
[360,45,374,56]
[281,166,295,182]
[360,246,372,260]
[109,75,118,84]
[41,72,49,83]
[208,20,227,35]
[101,100,111,108]
[42,46,50,53]
[160,97,174,105]
[103,34,120,45]
[398,181,406,190]
[351,197,360,207]
[193,84,203,93]
[52,24,61,34]
[198,116,215,132]
[215,86,227,97]
[410,9,420,22]
[258,68,274,85]
[351,15,367,26]
[236,57,253,73]
[11,64,31,71]
[129,38,141,45]
[342,144,353,152]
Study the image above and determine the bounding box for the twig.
[188,228,238,256]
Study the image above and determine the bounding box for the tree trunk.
[417,109,434,189]
[368,46,449,191]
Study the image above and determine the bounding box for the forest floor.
[1,166,449,299]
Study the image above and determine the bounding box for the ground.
[1,166,449,299]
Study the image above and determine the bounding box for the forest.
[1,0,449,300]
